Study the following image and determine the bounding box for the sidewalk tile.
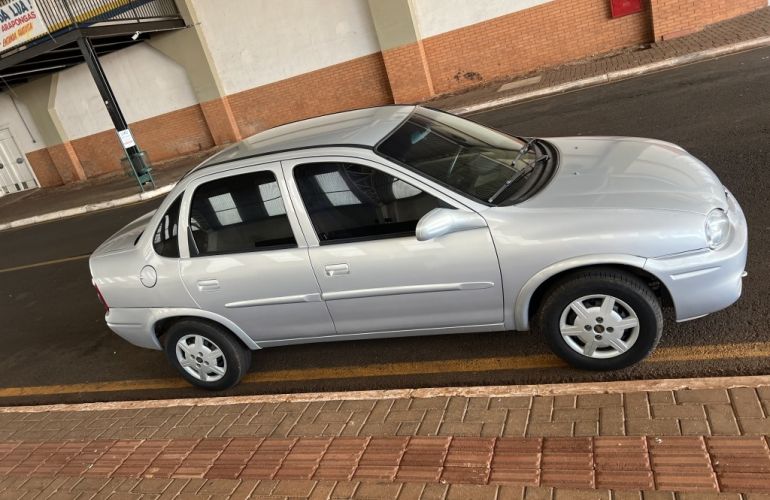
[489,468,540,486]
[540,469,594,489]
[654,471,719,492]
[395,465,443,482]
[676,390,730,405]
[330,481,359,498]
[553,489,610,499]
[504,409,530,437]
[648,392,675,405]
[626,420,681,436]
[354,481,402,499]
[271,478,317,497]
[719,472,770,493]
[651,405,706,420]
[595,470,654,491]
[705,406,741,436]
[446,484,498,500]
[576,394,622,409]
[728,388,765,419]
[624,393,651,420]
[490,397,532,410]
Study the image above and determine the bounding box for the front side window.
[377,107,548,205]
[294,162,447,243]
[153,195,182,258]
[189,171,295,256]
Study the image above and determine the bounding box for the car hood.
[91,210,156,258]
[520,137,727,215]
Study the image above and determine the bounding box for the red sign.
[610,0,644,18]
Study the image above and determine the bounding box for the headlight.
[705,209,729,249]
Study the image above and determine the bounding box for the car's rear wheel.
[164,320,251,390]
[534,269,663,370]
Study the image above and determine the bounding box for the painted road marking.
[0,254,90,274]
[1,341,769,399]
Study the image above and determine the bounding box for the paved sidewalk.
[0,149,217,229]
[430,7,770,113]
[1,376,770,498]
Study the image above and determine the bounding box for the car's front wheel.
[535,269,663,370]
[164,320,251,390]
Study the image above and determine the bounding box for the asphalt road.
[2,46,769,405]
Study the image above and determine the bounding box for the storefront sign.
[1,0,47,52]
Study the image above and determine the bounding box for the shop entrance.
[0,128,37,195]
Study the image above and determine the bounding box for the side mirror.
[416,208,487,241]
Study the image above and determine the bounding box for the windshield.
[376,108,541,204]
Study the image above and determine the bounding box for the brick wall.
[70,104,215,178]
[381,42,434,104]
[25,148,63,187]
[47,142,86,184]
[227,53,393,138]
[421,0,652,95]
[650,0,766,40]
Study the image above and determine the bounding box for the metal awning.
[0,0,186,89]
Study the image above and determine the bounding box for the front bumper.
[645,190,748,322]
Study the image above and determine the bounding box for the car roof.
[188,105,415,175]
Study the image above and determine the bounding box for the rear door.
[178,162,335,343]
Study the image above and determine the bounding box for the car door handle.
[197,279,220,292]
[325,264,350,277]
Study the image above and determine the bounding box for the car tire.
[534,268,663,371]
[163,320,251,390]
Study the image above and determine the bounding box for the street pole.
[76,36,154,191]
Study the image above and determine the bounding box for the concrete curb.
[451,36,770,115]
[2,374,769,414]
[0,182,175,232]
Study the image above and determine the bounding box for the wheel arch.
[514,255,672,331]
[150,309,260,350]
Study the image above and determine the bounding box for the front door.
[0,129,37,195]
[284,158,504,336]
[178,163,335,343]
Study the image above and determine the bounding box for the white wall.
[53,43,199,140]
[0,93,47,152]
[191,0,381,95]
[411,0,553,38]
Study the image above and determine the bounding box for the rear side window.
[189,171,296,256]
[153,195,182,258]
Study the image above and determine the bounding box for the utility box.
[610,0,643,18]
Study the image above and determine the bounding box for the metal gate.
[0,129,38,195]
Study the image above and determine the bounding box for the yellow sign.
[0,0,47,51]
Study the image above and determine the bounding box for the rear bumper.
[645,191,748,322]
[106,308,162,350]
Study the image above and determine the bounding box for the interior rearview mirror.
[416,208,488,241]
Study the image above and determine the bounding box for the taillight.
[93,281,109,313]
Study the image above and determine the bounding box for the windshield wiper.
[487,140,550,204]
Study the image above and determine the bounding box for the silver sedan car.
[90,106,747,390]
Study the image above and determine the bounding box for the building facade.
[0,0,766,189]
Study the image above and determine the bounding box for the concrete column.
[13,74,86,184]
[148,0,241,145]
[367,0,434,104]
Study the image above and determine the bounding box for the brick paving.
[2,434,770,494]
[1,383,770,497]
[430,7,770,113]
